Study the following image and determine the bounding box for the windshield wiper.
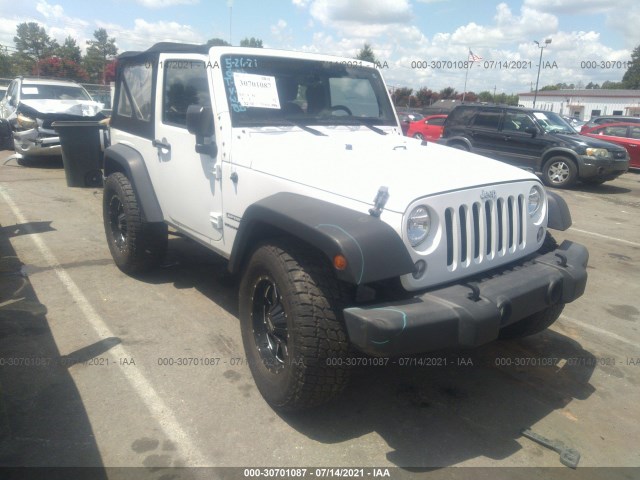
[238,118,327,136]
[330,117,388,135]
[281,119,327,136]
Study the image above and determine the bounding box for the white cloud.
[309,0,412,25]
[96,19,203,51]
[36,1,64,19]
[271,19,287,36]
[134,0,199,8]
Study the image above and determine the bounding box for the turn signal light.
[333,254,348,271]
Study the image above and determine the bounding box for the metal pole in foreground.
[533,38,551,108]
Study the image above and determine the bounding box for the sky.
[1,0,638,95]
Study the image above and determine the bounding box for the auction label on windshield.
[233,72,281,109]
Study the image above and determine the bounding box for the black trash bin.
[52,121,107,187]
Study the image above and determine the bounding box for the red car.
[581,122,640,168]
[406,114,447,141]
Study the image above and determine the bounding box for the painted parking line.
[560,314,640,351]
[569,227,640,248]
[0,186,213,467]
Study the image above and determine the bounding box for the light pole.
[533,38,551,108]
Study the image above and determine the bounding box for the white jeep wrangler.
[103,43,588,410]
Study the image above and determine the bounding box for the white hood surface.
[20,99,104,117]
[244,127,538,213]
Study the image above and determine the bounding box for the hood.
[554,132,627,151]
[19,99,104,117]
[558,135,624,151]
[243,127,538,213]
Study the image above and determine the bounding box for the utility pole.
[533,38,551,108]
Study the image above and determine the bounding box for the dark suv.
[441,105,629,188]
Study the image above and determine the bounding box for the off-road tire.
[103,172,167,274]
[499,232,564,339]
[542,156,577,188]
[239,240,351,410]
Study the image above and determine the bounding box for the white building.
[518,89,640,121]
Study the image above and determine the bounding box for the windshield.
[21,84,92,101]
[532,111,576,134]
[221,54,396,128]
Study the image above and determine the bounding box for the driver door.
[154,55,223,244]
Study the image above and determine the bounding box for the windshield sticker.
[233,72,280,109]
[533,112,548,120]
[22,87,39,94]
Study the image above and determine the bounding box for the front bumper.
[13,128,61,157]
[343,240,588,356]
[579,154,629,180]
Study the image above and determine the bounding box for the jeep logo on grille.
[480,189,497,200]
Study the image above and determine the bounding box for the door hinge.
[212,164,222,180]
[210,212,223,229]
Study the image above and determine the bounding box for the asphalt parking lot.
[0,150,639,477]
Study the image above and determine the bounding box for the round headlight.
[407,205,431,247]
[528,185,543,217]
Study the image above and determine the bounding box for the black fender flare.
[546,190,572,231]
[103,143,164,222]
[228,193,415,285]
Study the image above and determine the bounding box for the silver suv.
[0,77,103,157]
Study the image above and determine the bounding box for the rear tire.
[450,142,469,151]
[542,156,577,188]
[103,172,167,274]
[239,240,351,410]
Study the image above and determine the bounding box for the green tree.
[12,22,59,75]
[0,47,14,77]
[84,28,118,84]
[355,43,377,64]
[392,87,413,107]
[439,87,457,99]
[57,36,82,63]
[622,44,640,89]
[477,91,493,102]
[240,37,263,48]
[415,87,438,106]
[206,37,231,47]
[601,80,625,89]
[585,82,600,89]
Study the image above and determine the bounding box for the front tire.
[239,241,351,410]
[103,172,167,274]
[542,156,577,188]
[413,133,425,140]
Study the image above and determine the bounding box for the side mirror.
[524,126,538,137]
[186,104,217,157]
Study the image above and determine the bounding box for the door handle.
[152,139,171,151]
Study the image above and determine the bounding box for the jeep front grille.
[444,195,525,270]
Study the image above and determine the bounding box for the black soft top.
[118,42,209,62]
